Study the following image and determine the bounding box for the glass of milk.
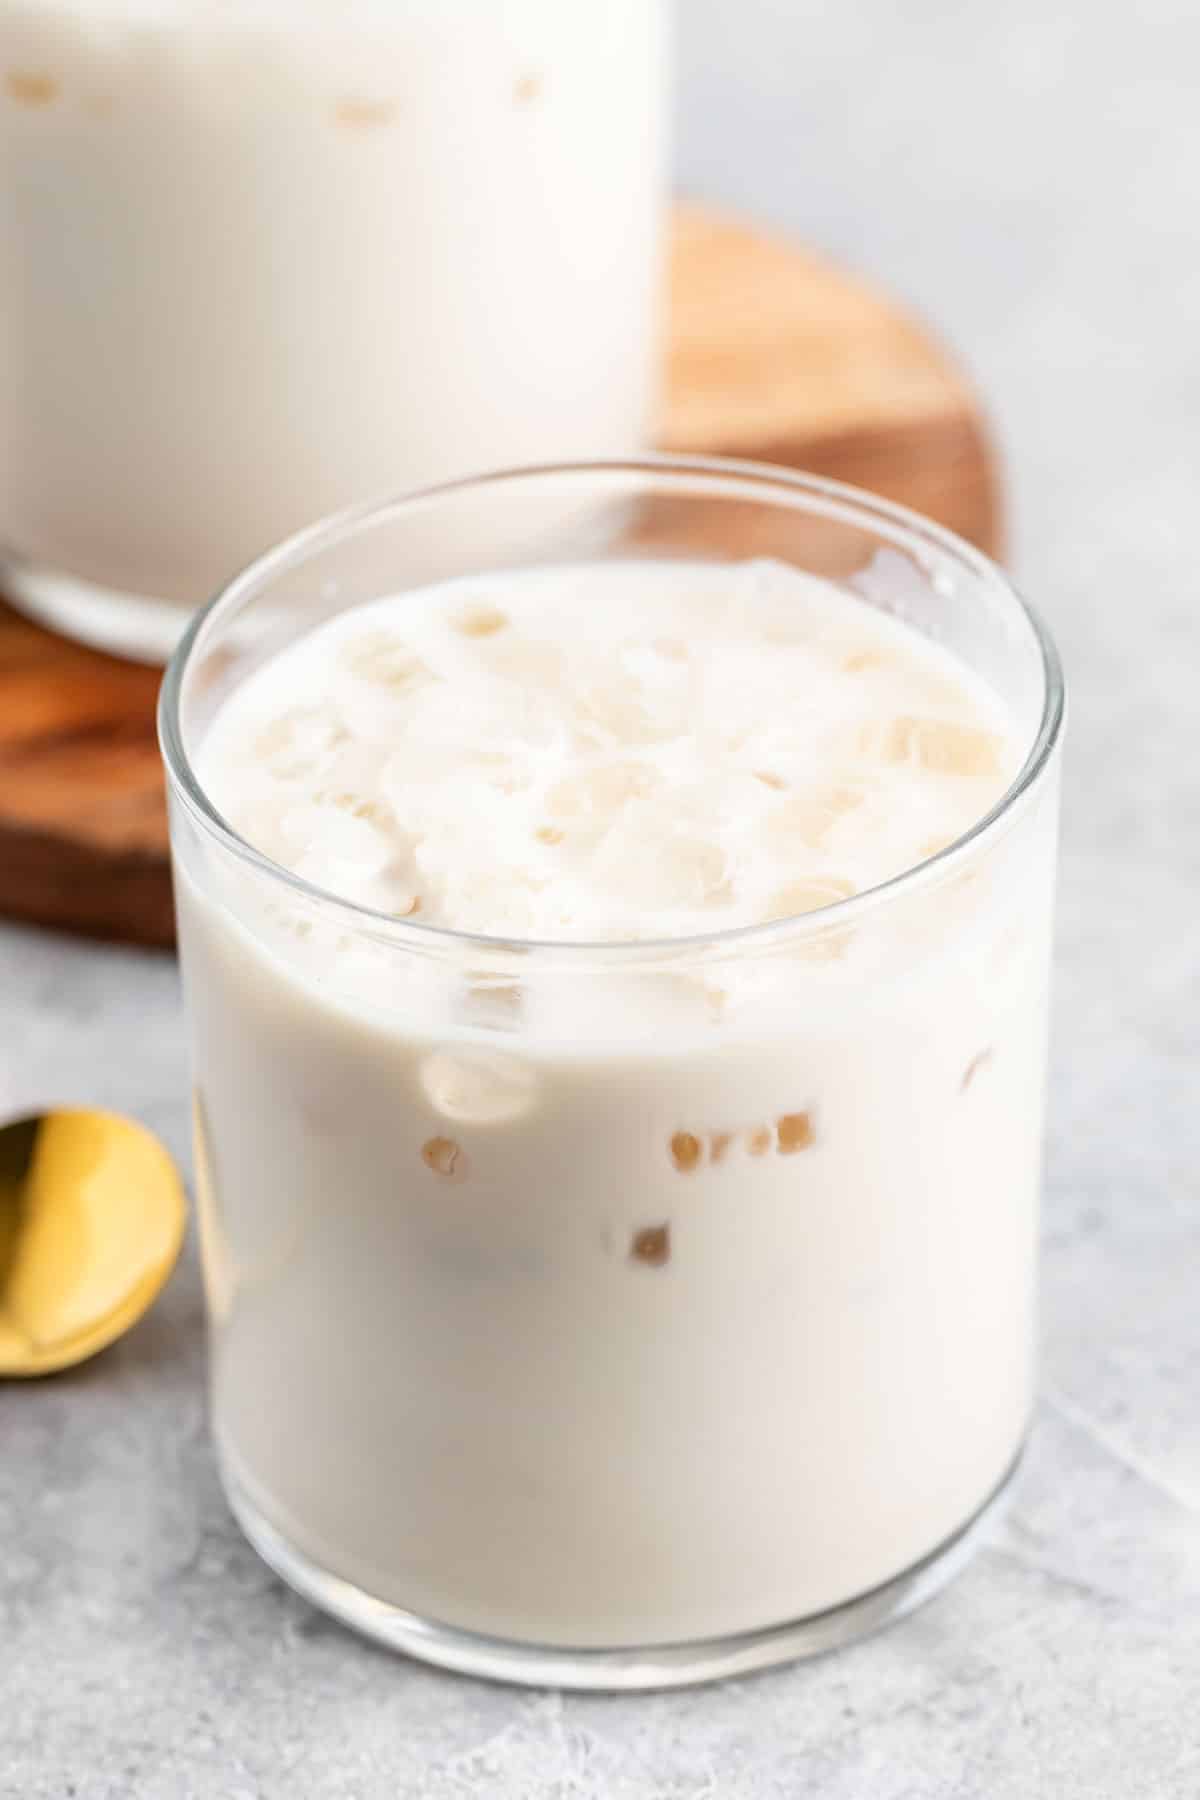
[0,1,671,661]
[160,458,1065,1689]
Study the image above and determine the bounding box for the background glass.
[0,0,671,661]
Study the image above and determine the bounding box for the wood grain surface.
[0,206,1001,949]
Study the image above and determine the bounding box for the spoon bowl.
[0,1109,186,1378]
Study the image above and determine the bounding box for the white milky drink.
[0,0,669,639]
[170,545,1062,1667]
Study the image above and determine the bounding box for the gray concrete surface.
[4,1,1199,1792]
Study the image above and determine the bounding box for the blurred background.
[4,1,1198,1794]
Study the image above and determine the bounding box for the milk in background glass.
[0,1,670,658]
[161,462,1065,1689]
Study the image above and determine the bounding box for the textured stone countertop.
[4,2,1198,1794]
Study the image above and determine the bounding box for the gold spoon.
[0,1109,186,1378]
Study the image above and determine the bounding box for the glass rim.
[158,454,1065,964]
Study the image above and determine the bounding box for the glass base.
[221,1446,1023,1691]
[1,555,194,665]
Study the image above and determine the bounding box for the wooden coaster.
[0,206,1000,949]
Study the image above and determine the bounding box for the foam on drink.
[202,559,1018,944]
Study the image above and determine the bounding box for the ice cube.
[333,638,438,745]
[485,638,566,690]
[765,876,857,962]
[866,716,1004,777]
[452,604,508,638]
[767,785,864,849]
[765,876,856,920]
[281,801,393,874]
[545,761,659,823]
[463,972,524,1030]
[342,632,430,688]
[254,705,346,778]
[577,652,688,747]
[698,643,814,747]
[420,1050,538,1126]
[591,813,733,915]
